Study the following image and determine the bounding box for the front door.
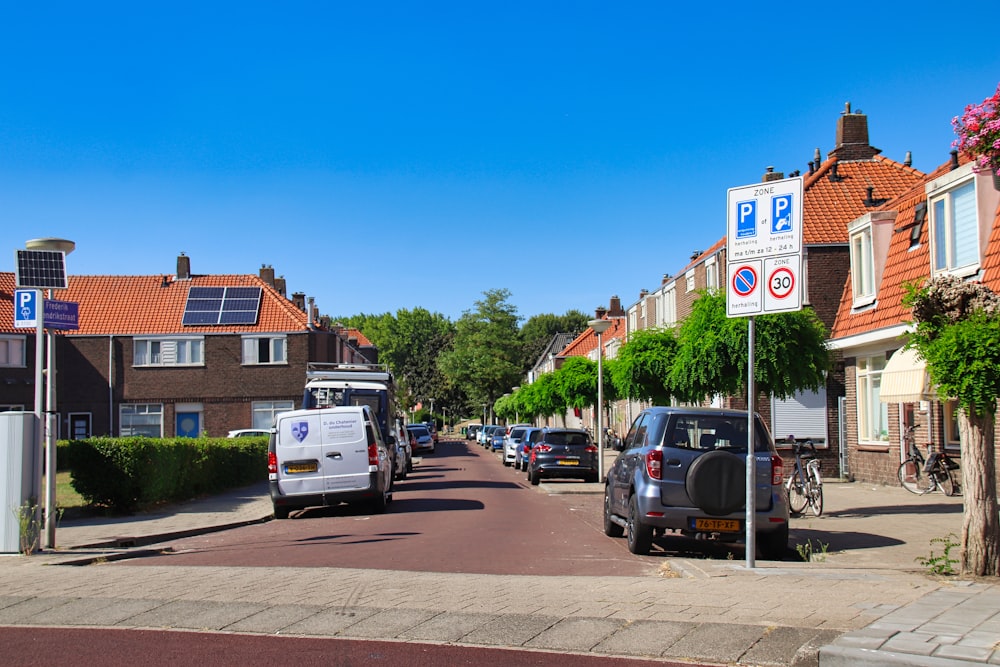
[176,412,200,438]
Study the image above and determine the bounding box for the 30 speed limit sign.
[768,267,794,298]
[763,259,801,313]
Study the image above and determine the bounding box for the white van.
[268,405,393,519]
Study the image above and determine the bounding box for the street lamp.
[588,318,612,483]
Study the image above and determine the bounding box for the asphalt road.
[119,439,658,576]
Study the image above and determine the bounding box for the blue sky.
[2,3,998,322]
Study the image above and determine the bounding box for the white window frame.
[928,167,979,278]
[134,336,204,367]
[252,400,295,429]
[0,335,26,367]
[242,334,288,365]
[120,403,163,437]
[849,223,876,307]
[685,269,696,292]
[857,355,889,444]
[705,256,719,291]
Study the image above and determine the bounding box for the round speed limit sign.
[768,267,795,299]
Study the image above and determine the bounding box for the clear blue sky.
[2,3,998,322]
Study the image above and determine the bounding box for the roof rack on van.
[305,362,393,381]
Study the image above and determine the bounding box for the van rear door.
[275,408,371,496]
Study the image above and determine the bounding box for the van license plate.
[286,462,318,474]
[693,518,740,532]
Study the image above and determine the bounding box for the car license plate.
[693,518,740,532]
[557,459,579,466]
[285,462,318,474]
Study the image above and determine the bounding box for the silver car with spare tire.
[603,406,789,559]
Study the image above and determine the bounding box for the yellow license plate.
[286,462,318,474]
[694,518,740,532]
[557,460,579,465]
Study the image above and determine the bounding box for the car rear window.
[408,425,429,437]
[664,415,769,453]
[544,431,590,446]
[510,428,526,440]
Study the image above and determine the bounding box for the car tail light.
[585,445,598,453]
[535,444,552,453]
[268,451,278,474]
[368,442,380,466]
[771,454,784,485]
[645,449,663,480]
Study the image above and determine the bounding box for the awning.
[879,347,935,403]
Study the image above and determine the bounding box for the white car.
[227,429,270,438]
[503,425,531,466]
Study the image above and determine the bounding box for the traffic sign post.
[725,176,803,570]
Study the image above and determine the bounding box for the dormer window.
[849,224,875,307]
[928,166,979,278]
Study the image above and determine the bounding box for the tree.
[438,289,523,419]
[554,356,598,409]
[670,291,830,404]
[905,275,1000,576]
[611,327,677,404]
[518,311,589,372]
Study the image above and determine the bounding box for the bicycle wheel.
[807,465,823,517]
[937,468,959,496]
[786,475,809,514]
[898,459,932,495]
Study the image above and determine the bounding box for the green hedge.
[66,436,268,513]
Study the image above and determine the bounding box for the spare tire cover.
[685,450,746,516]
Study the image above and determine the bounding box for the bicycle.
[897,426,961,496]
[785,438,823,517]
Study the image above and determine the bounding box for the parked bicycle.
[897,425,961,496]
[785,437,823,517]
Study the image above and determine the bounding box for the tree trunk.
[958,409,1000,576]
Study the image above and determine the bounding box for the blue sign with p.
[736,200,756,239]
[772,194,793,233]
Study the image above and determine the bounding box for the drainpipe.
[108,336,114,436]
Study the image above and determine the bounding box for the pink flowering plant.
[952,82,1000,177]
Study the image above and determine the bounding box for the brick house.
[623,105,925,476]
[0,254,372,438]
[829,153,1000,487]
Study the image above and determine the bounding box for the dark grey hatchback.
[526,428,599,485]
[603,406,789,559]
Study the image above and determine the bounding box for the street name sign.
[726,176,803,317]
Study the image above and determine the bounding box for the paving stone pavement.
[2,466,999,666]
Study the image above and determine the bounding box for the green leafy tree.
[611,327,678,404]
[438,289,523,420]
[520,371,565,419]
[670,291,830,404]
[905,275,1000,576]
[519,311,589,372]
[554,356,598,409]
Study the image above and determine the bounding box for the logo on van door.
[291,421,310,442]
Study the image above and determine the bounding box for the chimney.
[292,292,306,311]
[639,289,649,299]
[904,151,912,167]
[259,264,275,287]
[274,275,287,297]
[307,297,317,330]
[950,149,960,171]
[594,306,608,320]
[813,148,822,173]
[689,251,702,262]
[319,315,331,329]
[762,166,784,182]
[828,162,843,182]
[609,295,623,316]
[176,253,191,280]
[829,102,880,161]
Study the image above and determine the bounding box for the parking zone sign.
[726,176,803,317]
[14,289,38,328]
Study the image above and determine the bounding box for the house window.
[242,335,287,365]
[930,179,978,276]
[685,269,696,292]
[944,400,962,450]
[69,413,92,439]
[120,403,163,437]
[0,336,26,367]
[705,257,719,290]
[850,225,876,306]
[253,400,295,429]
[134,337,204,366]
[857,356,889,443]
[660,286,676,328]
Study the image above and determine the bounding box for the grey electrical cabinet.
[1,412,39,553]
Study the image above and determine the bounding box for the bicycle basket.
[944,456,960,470]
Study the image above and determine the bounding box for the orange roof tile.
[559,317,626,358]
[802,156,924,245]
[0,273,313,336]
[346,328,373,346]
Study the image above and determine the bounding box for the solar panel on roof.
[182,286,261,326]
[15,249,68,289]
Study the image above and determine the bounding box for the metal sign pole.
[745,316,756,569]
[44,290,57,548]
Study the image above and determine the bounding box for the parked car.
[526,428,598,485]
[466,424,482,441]
[503,425,531,466]
[228,428,270,438]
[426,421,439,444]
[477,424,494,446]
[268,404,393,519]
[407,423,435,454]
[514,427,544,471]
[603,406,789,559]
[489,426,506,452]
[480,424,499,448]
[393,422,413,480]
